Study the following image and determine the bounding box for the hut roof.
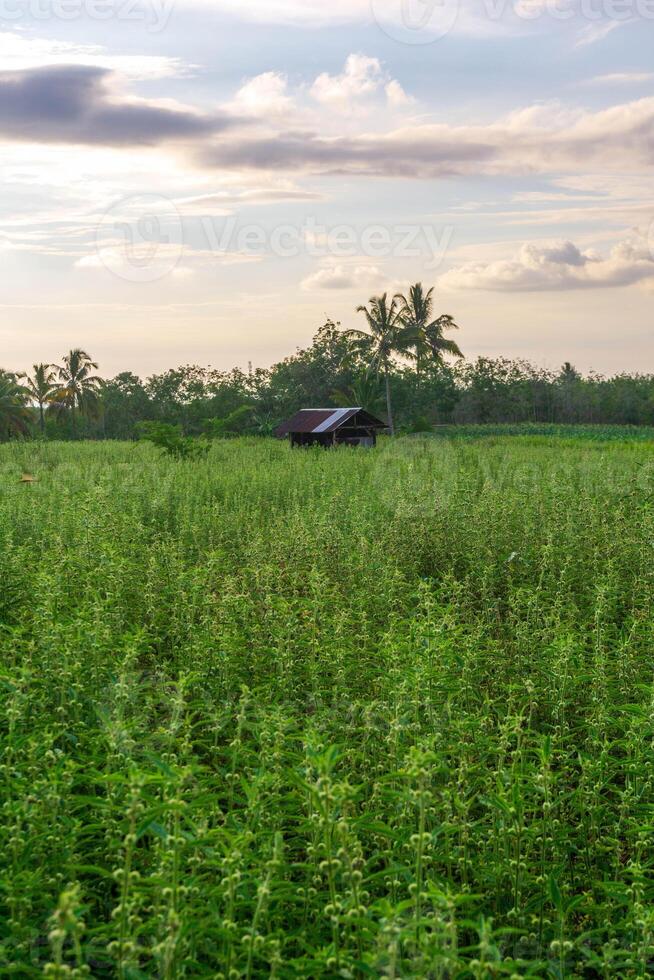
[275,407,386,437]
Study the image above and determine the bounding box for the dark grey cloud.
[0,66,236,146]
[196,99,654,178]
[199,130,496,177]
[3,67,653,183]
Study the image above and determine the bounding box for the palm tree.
[0,371,31,440]
[54,349,103,437]
[343,293,407,435]
[396,283,463,382]
[23,363,57,435]
[333,371,385,418]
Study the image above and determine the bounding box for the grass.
[1,432,654,976]
[429,423,654,443]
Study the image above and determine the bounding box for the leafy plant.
[52,349,103,437]
[0,371,31,440]
[395,282,463,382]
[343,293,409,435]
[203,405,254,439]
[1,432,654,975]
[21,363,58,436]
[136,421,210,459]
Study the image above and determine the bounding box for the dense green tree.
[146,365,211,411]
[101,372,154,439]
[8,288,654,439]
[264,320,361,422]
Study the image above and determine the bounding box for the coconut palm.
[0,371,31,440]
[396,283,463,382]
[23,363,58,435]
[54,349,103,436]
[333,371,385,418]
[343,293,407,435]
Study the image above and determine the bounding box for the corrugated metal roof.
[275,407,386,438]
[276,409,336,435]
[313,407,359,433]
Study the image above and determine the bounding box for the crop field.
[2,432,654,977]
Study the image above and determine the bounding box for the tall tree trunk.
[71,400,77,438]
[416,335,425,390]
[384,362,394,436]
[39,402,44,435]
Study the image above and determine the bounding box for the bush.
[136,421,210,460]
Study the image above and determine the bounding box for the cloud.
[200,128,494,175]
[0,31,187,80]
[231,71,294,116]
[438,236,654,291]
[199,96,654,177]
[168,0,643,47]
[301,263,385,290]
[180,187,323,210]
[311,54,384,108]
[4,61,654,199]
[574,21,623,47]
[311,54,411,111]
[586,72,654,86]
[385,80,413,108]
[0,66,230,146]
[185,0,370,27]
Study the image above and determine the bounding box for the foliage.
[9,294,654,445]
[52,349,103,435]
[0,371,31,440]
[21,363,58,435]
[136,421,210,460]
[345,293,409,434]
[332,371,385,417]
[204,405,254,439]
[2,434,654,974]
[396,282,463,379]
[264,319,363,418]
[430,421,654,442]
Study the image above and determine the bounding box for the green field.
[2,433,654,977]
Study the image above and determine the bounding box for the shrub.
[136,421,210,460]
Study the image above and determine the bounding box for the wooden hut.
[275,407,386,448]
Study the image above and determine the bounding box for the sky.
[1,0,653,377]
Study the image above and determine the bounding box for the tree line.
[2,283,654,440]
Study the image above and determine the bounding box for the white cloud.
[311,54,384,108]
[586,72,654,86]
[385,79,413,108]
[310,54,411,111]
[553,175,654,199]
[232,72,294,116]
[438,236,654,292]
[185,0,371,27]
[173,0,643,47]
[301,263,385,290]
[179,185,323,211]
[0,31,186,79]
[574,21,623,47]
